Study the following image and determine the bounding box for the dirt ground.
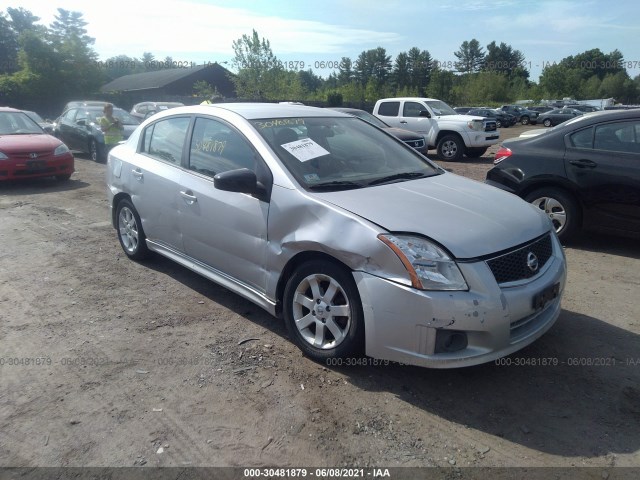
[1,123,639,474]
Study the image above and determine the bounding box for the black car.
[466,108,517,128]
[528,106,554,114]
[538,108,583,127]
[55,106,140,161]
[500,105,539,125]
[328,107,428,153]
[486,109,640,241]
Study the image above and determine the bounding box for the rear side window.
[569,127,593,149]
[141,116,191,164]
[377,102,400,117]
[594,121,640,154]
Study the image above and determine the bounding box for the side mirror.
[214,168,267,198]
[419,110,431,118]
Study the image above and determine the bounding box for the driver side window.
[188,117,256,178]
[403,102,425,118]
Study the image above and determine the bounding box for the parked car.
[538,108,583,127]
[328,107,428,153]
[500,105,540,125]
[0,107,74,182]
[373,97,499,160]
[107,103,566,368]
[529,106,554,114]
[130,101,185,120]
[453,107,473,114]
[486,109,640,241]
[62,100,111,111]
[23,110,55,134]
[466,108,517,128]
[55,106,140,162]
[564,104,600,113]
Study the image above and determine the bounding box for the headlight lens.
[54,143,70,156]
[467,119,483,131]
[378,234,468,291]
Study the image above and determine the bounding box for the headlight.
[378,234,468,291]
[54,143,70,156]
[0,152,7,160]
[467,119,483,131]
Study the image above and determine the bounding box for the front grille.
[486,234,553,284]
[484,121,497,132]
[13,151,54,160]
[404,139,425,149]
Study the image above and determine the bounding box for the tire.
[436,134,464,161]
[116,199,150,260]
[464,147,487,158]
[55,174,71,181]
[543,119,552,127]
[283,260,365,362]
[525,188,581,242]
[496,120,502,128]
[521,116,530,125]
[89,139,100,162]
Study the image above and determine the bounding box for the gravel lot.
[1,123,639,473]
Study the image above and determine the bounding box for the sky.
[5,0,640,83]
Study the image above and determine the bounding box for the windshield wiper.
[307,180,366,191]
[367,171,434,186]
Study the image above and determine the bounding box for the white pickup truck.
[373,97,500,160]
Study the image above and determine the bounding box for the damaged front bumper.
[354,234,567,368]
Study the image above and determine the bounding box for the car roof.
[0,107,24,113]
[169,103,349,120]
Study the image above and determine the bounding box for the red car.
[0,107,74,181]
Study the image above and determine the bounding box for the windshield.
[424,100,457,116]
[0,112,44,135]
[252,116,441,190]
[346,110,389,129]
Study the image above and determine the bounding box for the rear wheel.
[283,260,364,362]
[436,134,464,161]
[543,119,552,127]
[521,116,530,125]
[89,139,100,162]
[116,199,150,260]
[525,187,580,242]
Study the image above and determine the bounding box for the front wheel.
[525,188,580,242]
[436,134,464,161]
[543,119,552,127]
[283,260,364,362]
[116,199,150,260]
[521,116,530,125]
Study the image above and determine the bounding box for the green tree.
[392,52,410,91]
[483,41,528,80]
[0,13,19,74]
[454,39,485,73]
[407,47,432,95]
[337,57,353,86]
[230,29,282,99]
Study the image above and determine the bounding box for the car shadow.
[565,232,640,260]
[135,255,640,459]
[0,177,90,195]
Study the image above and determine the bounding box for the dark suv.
[500,105,539,125]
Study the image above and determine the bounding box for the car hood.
[314,173,550,258]
[0,133,63,153]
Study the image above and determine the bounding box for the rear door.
[126,115,192,251]
[564,120,640,233]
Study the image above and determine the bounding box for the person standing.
[99,103,124,157]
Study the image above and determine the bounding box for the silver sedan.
[107,103,566,368]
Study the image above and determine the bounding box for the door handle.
[400,120,408,124]
[569,159,597,168]
[180,190,198,204]
[132,168,144,179]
